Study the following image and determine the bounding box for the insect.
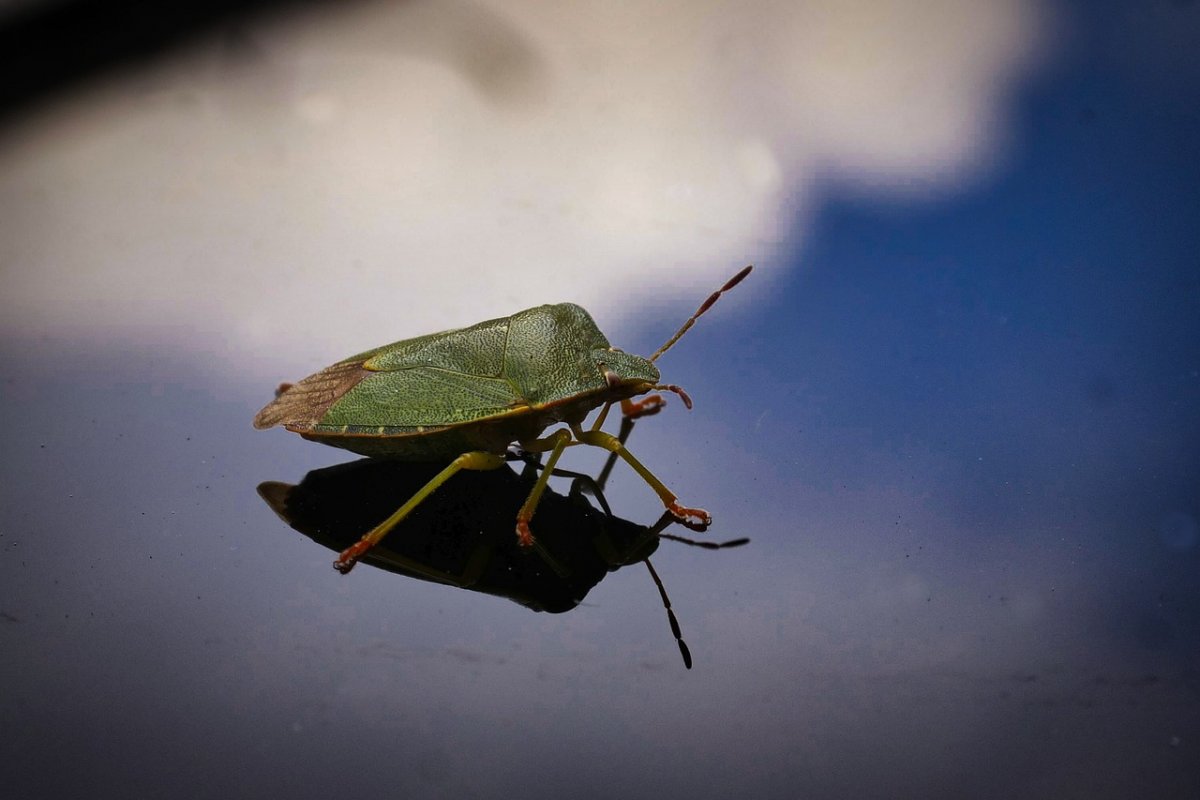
[254,264,752,574]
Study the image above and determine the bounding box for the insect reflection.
[257,422,747,668]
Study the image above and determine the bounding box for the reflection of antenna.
[649,265,753,363]
[644,558,692,669]
[644,523,748,670]
[661,532,750,549]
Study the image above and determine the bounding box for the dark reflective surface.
[4,335,1194,799]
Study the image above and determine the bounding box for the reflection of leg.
[572,426,711,528]
[358,538,498,590]
[334,451,506,574]
[514,429,573,547]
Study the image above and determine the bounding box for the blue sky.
[724,10,1200,546]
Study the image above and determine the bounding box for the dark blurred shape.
[258,457,669,613]
[0,0,324,123]
[0,0,549,126]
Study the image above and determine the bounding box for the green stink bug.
[254,264,752,574]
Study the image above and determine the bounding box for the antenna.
[649,265,753,363]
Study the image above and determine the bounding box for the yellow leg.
[334,451,506,574]
[513,428,574,547]
[571,425,711,527]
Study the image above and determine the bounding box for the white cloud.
[0,0,1049,369]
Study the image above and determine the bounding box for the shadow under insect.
[258,445,746,667]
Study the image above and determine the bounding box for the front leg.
[513,428,574,547]
[571,425,711,529]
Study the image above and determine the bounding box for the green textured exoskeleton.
[254,265,751,574]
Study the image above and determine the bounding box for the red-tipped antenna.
[649,265,753,363]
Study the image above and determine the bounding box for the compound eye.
[602,367,621,389]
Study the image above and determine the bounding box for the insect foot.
[622,394,667,419]
[334,540,373,574]
[515,520,536,548]
[668,501,712,531]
